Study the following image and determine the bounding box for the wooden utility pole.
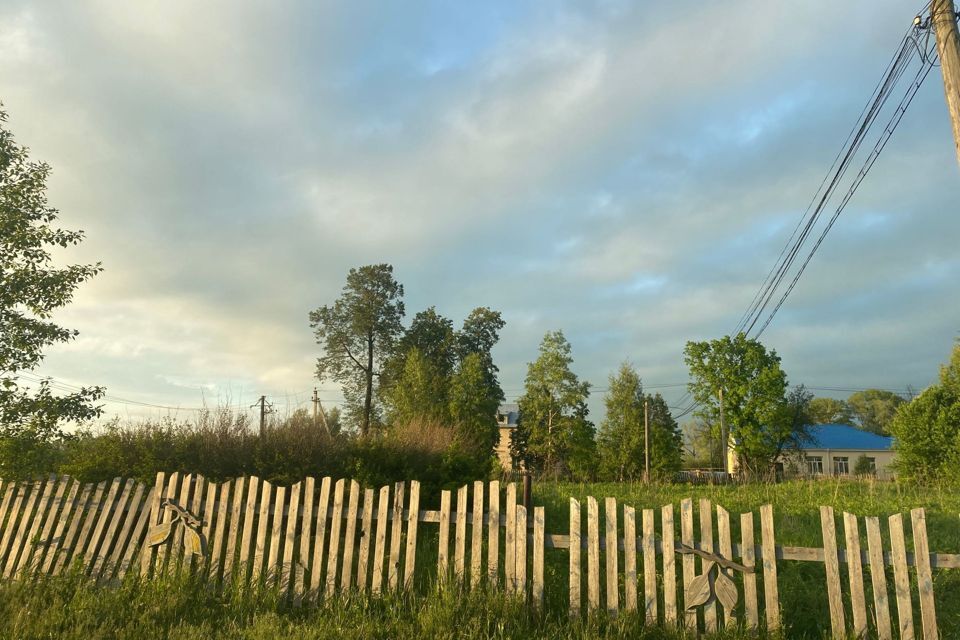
[718,387,727,475]
[643,398,650,483]
[312,388,319,422]
[251,395,272,436]
[312,387,331,435]
[932,0,960,167]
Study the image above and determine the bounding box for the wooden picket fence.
[0,473,956,639]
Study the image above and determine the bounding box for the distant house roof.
[497,403,519,428]
[805,423,893,451]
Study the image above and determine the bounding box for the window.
[807,456,824,475]
[833,456,850,475]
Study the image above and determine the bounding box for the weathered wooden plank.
[911,508,937,640]
[662,504,677,625]
[209,480,232,582]
[223,477,247,580]
[4,478,47,577]
[403,480,420,591]
[253,480,274,581]
[370,485,390,595]
[515,504,527,598]
[471,480,484,589]
[89,478,135,578]
[387,481,404,591]
[268,485,286,586]
[0,482,28,571]
[56,482,96,575]
[356,487,373,593]
[759,504,780,632]
[604,497,619,615]
[0,481,12,532]
[569,497,581,617]
[437,489,451,583]
[116,486,156,579]
[843,512,868,637]
[888,513,914,640]
[238,475,260,578]
[533,506,544,609]
[340,480,360,591]
[31,476,71,574]
[200,480,218,577]
[680,498,696,630]
[699,498,717,632]
[455,484,468,583]
[183,475,206,573]
[17,475,59,575]
[170,474,194,571]
[642,508,657,623]
[282,483,301,596]
[42,479,81,574]
[138,473,167,577]
[505,482,516,592]
[295,477,315,602]
[587,496,600,611]
[100,482,146,582]
[310,477,332,595]
[716,506,734,628]
[488,480,500,585]
[63,480,107,576]
[820,506,845,639]
[865,516,892,640]
[623,506,637,613]
[0,482,20,567]
[740,512,758,630]
[325,478,345,596]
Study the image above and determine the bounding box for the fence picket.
[223,477,247,580]
[699,498,717,632]
[310,477,332,595]
[759,504,780,632]
[0,483,22,568]
[184,476,206,572]
[88,479,135,578]
[488,481,500,585]
[438,490,451,582]
[740,512,758,630]
[604,497,619,615]
[403,480,420,591]
[325,479,345,595]
[820,506,845,639]
[170,474,194,571]
[100,482,146,582]
[569,497,581,617]
[269,485,286,587]
[65,480,108,576]
[680,498,696,630]
[587,496,600,611]
[42,479,80,574]
[843,512,868,637]
[296,478,315,602]
[238,476,260,579]
[716,506,734,628]
[341,480,360,591]
[910,508,937,640]
[455,484,468,583]
[209,480,232,582]
[623,506,637,613]
[505,483,516,592]
[662,504,677,625]
[515,504,527,598]
[371,485,390,595]
[642,508,657,623]
[31,476,71,574]
[865,516,892,640]
[533,506,544,609]
[201,480,218,576]
[253,480,274,581]
[888,513,914,640]
[116,486,156,579]
[356,487,373,592]
[388,481,404,591]
[4,478,46,577]
[471,480,484,588]
[56,483,95,575]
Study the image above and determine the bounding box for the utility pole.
[643,398,650,483]
[312,387,331,435]
[312,388,319,423]
[251,395,273,437]
[718,387,727,475]
[932,0,960,167]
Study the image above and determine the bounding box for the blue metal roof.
[806,423,893,451]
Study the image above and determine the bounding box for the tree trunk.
[363,333,374,437]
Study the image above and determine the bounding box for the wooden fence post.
[455,485,468,583]
[505,483,516,592]
[820,506,845,638]
[471,480,484,589]
[604,497,619,615]
[437,490,451,583]
[865,516,892,640]
[699,498,717,632]
[680,498,696,630]
[533,506,544,609]
[569,497,581,617]
[642,508,657,624]
[740,511,758,630]
[759,504,780,632]
[888,513,914,640]
[370,485,390,595]
[587,496,600,612]
[488,480,500,586]
[623,506,637,613]
[515,504,527,598]
[403,480,420,590]
[911,508,938,640]
[661,504,677,625]
[843,512,868,637]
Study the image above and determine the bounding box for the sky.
[2,0,958,425]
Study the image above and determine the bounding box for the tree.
[684,334,808,475]
[383,347,448,426]
[847,389,904,435]
[511,330,592,477]
[0,108,103,479]
[808,397,855,425]
[889,342,960,482]
[853,455,876,476]
[597,363,682,481]
[448,352,501,465]
[309,264,404,436]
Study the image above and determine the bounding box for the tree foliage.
[309,264,405,435]
[597,363,682,480]
[684,334,810,475]
[808,397,855,425]
[511,331,594,478]
[847,389,904,436]
[889,342,960,482]
[0,107,103,478]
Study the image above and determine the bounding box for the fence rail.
[0,473,955,639]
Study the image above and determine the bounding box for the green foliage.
[890,343,960,482]
[512,331,595,479]
[852,454,876,476]
[310,264,405,435]
[847,388,904,435]
[448,352,501,464]
[597,363,682,480]
[807,397,855,425]
[684,334,810,475]
[0,107,103,479]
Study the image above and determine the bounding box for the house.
[726,423,895,478]
[494,403,519,470]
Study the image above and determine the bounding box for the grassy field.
[1,479,957,639]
